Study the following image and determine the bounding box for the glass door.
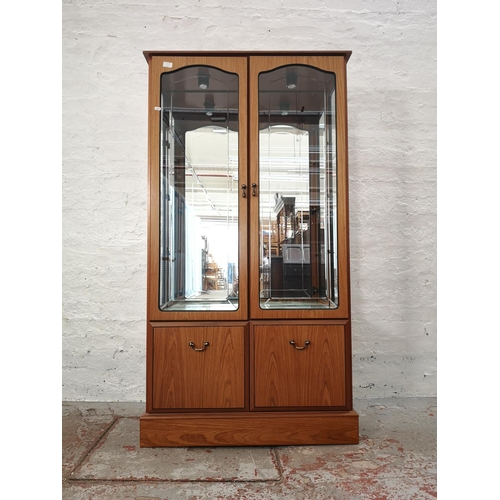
[148,57,248,321]
[249,56,350,319]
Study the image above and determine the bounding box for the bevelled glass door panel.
[258,65,337,309]
[147,56,248,321]
[249,56,349,319]
[160,66,240,312]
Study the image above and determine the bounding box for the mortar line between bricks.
[69,417,121,477]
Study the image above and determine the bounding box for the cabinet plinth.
[140,411,359,447]
[141,51,358,447]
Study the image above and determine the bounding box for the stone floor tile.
[278,397,436,483]
[71,418,281,481]
[277,435,436,482]
[62,405,115,478]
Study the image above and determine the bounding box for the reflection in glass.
[258,65,338,309]
[159,66,239,311]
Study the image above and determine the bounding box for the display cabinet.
[140,51,358,447]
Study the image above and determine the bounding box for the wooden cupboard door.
[253,324,346,408]
[153,326,245,409]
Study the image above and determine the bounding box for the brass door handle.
[289,340,311,350]
[189,341,210,352]
[251,183,257,196]
[241,184,247,198]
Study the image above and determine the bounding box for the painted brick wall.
[62,0,437,401]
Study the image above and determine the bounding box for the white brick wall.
[62,0,437,401]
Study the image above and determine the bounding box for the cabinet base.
[140,411,359,447]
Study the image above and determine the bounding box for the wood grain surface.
[253,323,346,408]
[140,411,359,447]
[152,326,245,409]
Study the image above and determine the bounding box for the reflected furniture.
[140,51,358,447]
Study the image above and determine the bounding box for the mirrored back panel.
[159,66,240,311]
[258,65,338,310]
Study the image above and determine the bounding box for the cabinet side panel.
[145,322,154,413]
[334,60,350,317]
[146,58,161,324]
[344,320,354,410]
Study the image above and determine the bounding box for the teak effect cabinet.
[140,51,359,447]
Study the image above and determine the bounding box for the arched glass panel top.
[258,65,338,310]
[159,66,239,311]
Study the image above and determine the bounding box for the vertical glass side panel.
[159,66,239,311]
[258,65,338,310]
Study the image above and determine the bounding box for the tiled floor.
[62,398,436,499]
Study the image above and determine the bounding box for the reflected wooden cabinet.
[140,51,359,447]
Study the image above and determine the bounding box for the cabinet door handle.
[251,183,257,196]
[289,340,311,350]
[241,184,247,198]
[188,341,210,352]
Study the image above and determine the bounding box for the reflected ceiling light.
[198,72,210,89]
[204,96,215,116]
[279,101,290,116]
[285,72,297,89]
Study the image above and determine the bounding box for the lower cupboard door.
[253,324,346,408]
[152,326,245,410]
